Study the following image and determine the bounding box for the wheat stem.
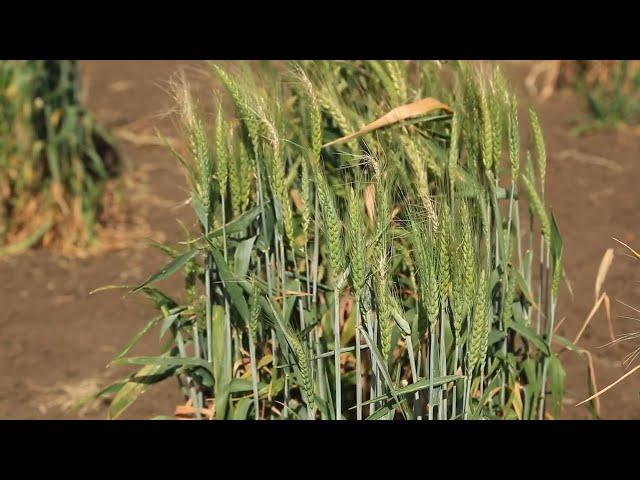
[356,296,363,420]
[334,286,341,420]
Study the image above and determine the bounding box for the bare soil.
[1,60,638,419]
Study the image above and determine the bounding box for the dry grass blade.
[582,350,602,417]
[612,237,640,261]
[274,291,313,301]
[604,293,614,342]
[553,316,567,333]
[571,293,607,347]
[322,97,453,148]
[576,363,640,407]
[595,248,614,301]
[113,127,180,149]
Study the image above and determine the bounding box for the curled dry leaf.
[322,97,453,148]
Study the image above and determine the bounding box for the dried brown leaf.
[322,98,452,148]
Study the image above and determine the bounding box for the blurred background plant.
[525,60,640,135]
[0,60,120,256]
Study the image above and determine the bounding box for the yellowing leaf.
[512,381,523,420]
[257,354,273,371]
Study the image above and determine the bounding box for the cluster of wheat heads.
[0,60,118,256]
[97,61,569,420]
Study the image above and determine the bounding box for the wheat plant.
[95,60,578,420]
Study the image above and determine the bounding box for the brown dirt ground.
[1,60,639,419]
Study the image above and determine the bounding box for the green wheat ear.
[528,107,547,195]
[386,60,408,105]
[480,83,494,172]
[469,269,490,374]
[501,266,517,328]
[452,201,476,338]
[438,202,452,307]
[212,63,266,171]
[375,250,394,361]
[491,93,503,174]
[257,104,295,247]
[228,137,242,216]
[239,140,253,213]
[249,278,262,338]
[448,101,461,169]
[215,104,229,196]
[287,329,315,408]
[347,185,367,294]
[522,174,551,246]
[401,136,438,231]
[508,95,520,182]
[300,157,312,243]
[295,66,323,159]
[172,75,212,218]
[314,168,345,279]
